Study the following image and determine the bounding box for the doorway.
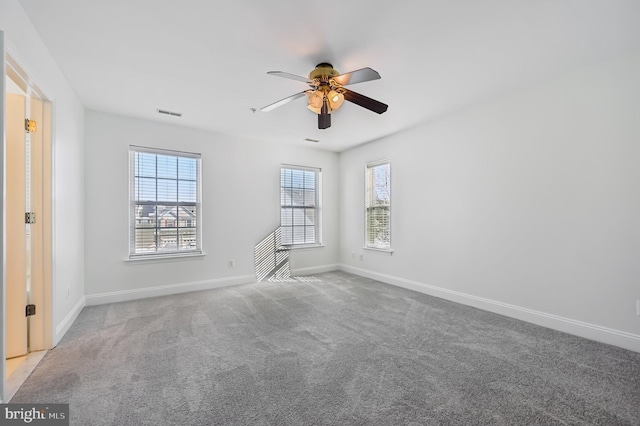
[4,53,53,400]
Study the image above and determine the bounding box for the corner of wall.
[53,296,86,346]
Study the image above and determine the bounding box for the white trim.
[285,243,325,250]
[85,274,256,306]
[54,296,85,345]
[290,263,339,276]
[363,247,393,255]
[129,144,200,158]
[280,163,322,173]
[339,264,640,353]
[365,158,391,168]
[125,252,206,263]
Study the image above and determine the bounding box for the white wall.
[339,51,640,351]
[0,1,85,349]
[84,111,339,301]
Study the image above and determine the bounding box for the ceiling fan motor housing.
[309,63,339,81]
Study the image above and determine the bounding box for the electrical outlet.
[228,260,235,268]
[636,300,640,316]
[67,287,70,298]
[359,254,364,261]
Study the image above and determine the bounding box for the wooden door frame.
[2,42,53,402]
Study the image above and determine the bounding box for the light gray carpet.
[11,271,640,425]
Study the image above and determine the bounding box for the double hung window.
[129,146,201,257]
[365,161,391,250]
[280,166,321,246]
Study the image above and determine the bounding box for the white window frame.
[128,145,202,259]
[365,160,391,251]
[280,165,322,247]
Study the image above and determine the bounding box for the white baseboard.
[339,264,640,353]
[54,296,86,346]
[85,274,256,306]
[290,263,340,276]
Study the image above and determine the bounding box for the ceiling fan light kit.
[261,62,388,130]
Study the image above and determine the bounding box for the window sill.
[282,243,325,250]
[363,247,393,255]
[125,252,206,263]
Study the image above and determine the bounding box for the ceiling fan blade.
[266,71,311,83]
[343,89,388,114]
[260,91,307,112]
[318,99,331,129]
[333,67,381,86]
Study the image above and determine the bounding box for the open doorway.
[3,52,53,401]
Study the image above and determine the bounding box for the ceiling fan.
[260,63,388,129]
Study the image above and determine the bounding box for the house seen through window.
[129,146,201,257]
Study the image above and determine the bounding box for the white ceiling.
[18,0,640,152]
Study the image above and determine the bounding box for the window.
[280,166,321,246]
[129,146,201,257]
[365,161,391,250]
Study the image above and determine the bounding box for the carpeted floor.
[11,271,640,425]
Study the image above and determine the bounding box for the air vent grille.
[157,109,182,117]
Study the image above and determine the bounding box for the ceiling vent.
[157,109,182,117]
